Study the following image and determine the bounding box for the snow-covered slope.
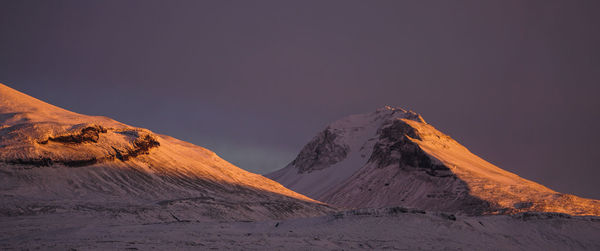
[0,83,333,221]
[267,106,600,216]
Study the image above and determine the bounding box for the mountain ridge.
[0,83,333,221]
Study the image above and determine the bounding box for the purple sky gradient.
[1,1,599,199]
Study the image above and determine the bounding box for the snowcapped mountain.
[267,106,600,216]
[0,83,332,221]
[1,85,598,250]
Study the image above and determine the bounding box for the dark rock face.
[440,213,457,221]
[39,126,107,144]
[7,158,54,167]
[377,118,421,141]
[369,119,450,176]
[7,156,101,167]
[514,202,534,209]
[290,127,349,174]
[513,212,573,221]
[113,135,160,161]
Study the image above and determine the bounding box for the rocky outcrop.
[39,125,107,144]
[290,127,349,174]
[369,119,451,177]
[3,126,160,167]
[112,134,160,161]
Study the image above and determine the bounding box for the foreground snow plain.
[2,208,599,250]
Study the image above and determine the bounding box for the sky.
[1,1,599,199]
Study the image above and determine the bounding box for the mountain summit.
[0,83,332,221]
[267,106,600,216]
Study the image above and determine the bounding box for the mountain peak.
[0,83,93,127]
[376,105,401,112]
[327,106,425,134]
[375,105,426,124]
[0,83,63,112]
[268,107,600,216]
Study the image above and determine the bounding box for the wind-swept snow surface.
[0,83,333,221]
[268,106,600,216]
[1,208,599,250]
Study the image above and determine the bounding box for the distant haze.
[1,1,599,199]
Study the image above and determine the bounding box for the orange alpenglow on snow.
[0,83,332,221]
[268,106,600,216]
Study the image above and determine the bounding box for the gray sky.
[1,1,599,199]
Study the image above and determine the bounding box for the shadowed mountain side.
[319,162,495,216]
[0,162,333,221]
